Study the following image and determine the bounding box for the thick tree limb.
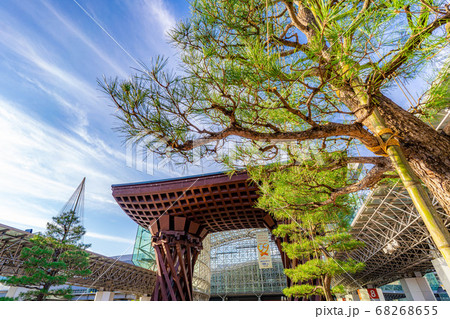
[286,159,393,209]
[316,163,393,207]
[325,156,391,171]
[257,156,390,174]
[173,122,379,152]
[281,0,318,39]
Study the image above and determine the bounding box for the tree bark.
[286,0,450,214]
[37,282,53,301]
[322,276,333,301]
[376,95,450,215]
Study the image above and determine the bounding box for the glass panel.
[210,229,286,296]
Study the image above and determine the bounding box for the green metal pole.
[368,109,450,266]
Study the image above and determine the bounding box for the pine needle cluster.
[250,152,365,300]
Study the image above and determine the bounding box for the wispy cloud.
[0,0,184,256]
[15,71,90,130]
[120,0,178,62]
[0,97,121,212]
[85,231,135,245]
[143,0,177,34]
[0,198,53,232]
[0,95,140,253]
[0,25,99,103]
[41,0,129,78]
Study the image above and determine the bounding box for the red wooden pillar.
[149,215,208,301]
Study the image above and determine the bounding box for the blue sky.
[0,0,196,256]
[0,1,447,257]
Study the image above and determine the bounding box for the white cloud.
[41,0,129,78]
[0,96,121,207]
[0,0,183,256]
[0,193,66,234]
[0,216,46,234]
[85,231,135,245]
[143,0,177,34]
[15,71,90,130]
[0,96,138,253]
[0,25,99,103]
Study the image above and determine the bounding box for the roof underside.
[334,183,449,289]
[112,172,271,233]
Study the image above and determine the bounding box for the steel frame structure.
[192,234,211,300]
[0,223,156,295]
[210,229,286,298]
[333,182,449,290]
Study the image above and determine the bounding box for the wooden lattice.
[112,172,269,233]
[112,172,287,301]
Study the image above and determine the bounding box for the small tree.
[250,153,365,300]
[1,210,91,301]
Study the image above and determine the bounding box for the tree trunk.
[376,95,450,215]
[36,290,46,301]
[322,276,333,301]
[37,282,52,301]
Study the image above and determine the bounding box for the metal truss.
[193,234,211,300]
[209,229,286,297]
[0,223,156,295]
[210,229,260,247]
[0,224,28,277]
[70,251,156,295]
[333,182,449,290]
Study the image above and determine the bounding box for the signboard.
[357,288,380,301]
[367,288,380,300]
[256,231,273,269]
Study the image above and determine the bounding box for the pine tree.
[1,210,91,301]
[101,0,450,214]
[101,0,450,265]
[250,152,365,300]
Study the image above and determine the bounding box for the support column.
[94,291,115,301]
[342,293,353,301]
[400,276,436,301]
[357,289,371,301]
[5,286,28,300]
[139,295,151,301]
[342,291,360,301]
[150,215,208,301]
[432,257,450,293]
[375,289,385,301]
[351,291,360,301]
